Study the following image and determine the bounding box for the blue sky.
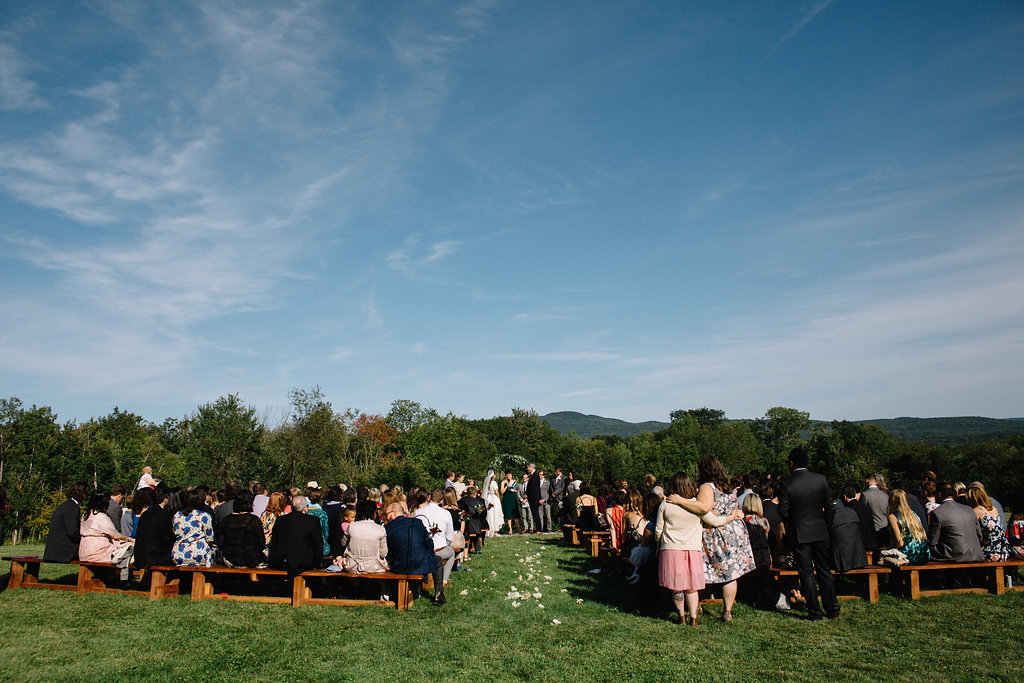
[2,0,1023,425]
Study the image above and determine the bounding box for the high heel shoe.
[721,610,733,622]
[689,616,698,627]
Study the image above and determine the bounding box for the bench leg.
[908,570,921,600]
[395,578,410,610]
[191,571,208,601]
[292,576,306,607]
[20,561,42,588]
[76,564,94,594]
[7,559,25,589]
[149,569,181,600]
[994,566,1006,595]
[866,573,879,603]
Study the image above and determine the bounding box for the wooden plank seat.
[296,569,418,610]
[150,564,423,610]
[597,544,631,574]
[71,560,179,601]
[3,556,77,591]
[889,559,1024,600]
[764,565,891,603]
[577,530,611,557]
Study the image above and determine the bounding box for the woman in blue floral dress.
[968,487,1010,561]
[669,455,754,622]
[172,490,215,566]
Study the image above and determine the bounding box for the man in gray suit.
[538,470,552,532]
[861,474,889,548]
[928,483,984,562]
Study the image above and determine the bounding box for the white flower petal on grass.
[560,589,568,593]
[537,604,544,609]
[512,601,521,607]
[460,590,469,596]
[533,592,542,598]
[551,619,561,625]
[491,571,497,576]
[576,598,584,604]
[544,576,552,581]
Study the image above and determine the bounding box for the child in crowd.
[341,508,356,535]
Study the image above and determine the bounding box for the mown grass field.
[1,536,1022,682]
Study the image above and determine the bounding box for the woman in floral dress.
[690,455,754,621]
[968,486,1010,561]
[172,489,215,566]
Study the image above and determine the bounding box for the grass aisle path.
[2,536,1022,681]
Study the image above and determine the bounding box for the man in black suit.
[841,485,878,552]
[270,495,325,577]
[133,483,174,569]
[778,446,840,621]
[830,497,868,572]
[43,482,88,562]
[525,463,541,535]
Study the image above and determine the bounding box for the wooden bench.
[72,560,180,601]
[4,556,77,591]
[578,530,611,557]
[766,565,890,603]
[562,525,578,544]
[150,564,422,610]
[890,559,1024,600]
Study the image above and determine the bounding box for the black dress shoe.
[806,614,823,621]
[432,593,446,606]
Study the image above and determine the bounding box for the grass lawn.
[1,536,1022,682]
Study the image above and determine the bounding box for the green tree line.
[1,393,1020,544]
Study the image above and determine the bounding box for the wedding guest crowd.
[36,456,1017,617]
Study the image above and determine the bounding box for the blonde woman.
[967,487,1010,561]
[887,489,930,565]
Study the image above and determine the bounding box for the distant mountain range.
[540,411,1024,444]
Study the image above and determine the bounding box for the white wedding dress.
[485,478,504,537]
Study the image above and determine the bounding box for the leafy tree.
[269,386,351,488]
[751,406,812,472]
[806,421,897,485]
[351,414,398,475]
[182,394,265,486]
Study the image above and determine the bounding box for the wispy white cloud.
[511,312,572,323]
[0,43,47,111]
[774,0,837,50]
[491,352,621,362]
[387,234,462,272]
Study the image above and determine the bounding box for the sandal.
[721,611,733,622]
[689,616,698,627]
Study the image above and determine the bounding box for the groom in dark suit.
[778,446,840,621]
[526,463,542,535]
[43,482,87,562]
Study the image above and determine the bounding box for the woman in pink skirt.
[655,472,713,626]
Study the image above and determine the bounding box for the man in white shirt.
[414,489,455,605]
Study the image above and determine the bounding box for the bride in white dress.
[484,470,504,537]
